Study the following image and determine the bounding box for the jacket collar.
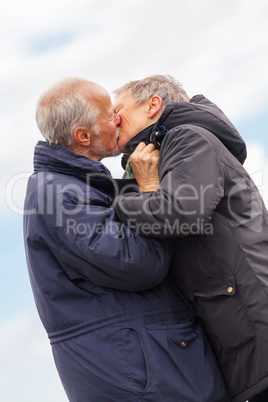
[124,103,177,155]
[124,123,156,155]
[34,141,117,194]
[34,141,110,175]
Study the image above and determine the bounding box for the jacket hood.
[125,95,247,164]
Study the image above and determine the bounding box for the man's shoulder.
[26,171,91,203]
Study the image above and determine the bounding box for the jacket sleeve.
[49,198,173,291]
[114,126,225,237]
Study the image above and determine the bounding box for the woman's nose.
[114,113,121,126]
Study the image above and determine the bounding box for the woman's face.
[114,92,151,153]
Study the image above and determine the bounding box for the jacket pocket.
[143,316,230,401]
[118,327,149,397]
[192,274,255,353]
[145,315,199,360]
[144,316,200,369]
[118,316,198,398]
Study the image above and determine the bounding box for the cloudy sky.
[1,0,268,400]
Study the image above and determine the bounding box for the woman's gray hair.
[114,74,189,109]
[36,78,99,147]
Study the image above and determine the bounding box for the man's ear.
[147,96,162,119]
[73,126,91,147]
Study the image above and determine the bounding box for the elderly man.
[113,75,268,402]
[23,78,229,401]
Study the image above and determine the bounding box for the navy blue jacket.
[24,141,229,401]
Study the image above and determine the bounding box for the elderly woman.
[114,75,268,402]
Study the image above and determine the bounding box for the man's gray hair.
[114,74,189,109]
[36,78,99,147]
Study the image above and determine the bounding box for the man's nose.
[114,114,121,126]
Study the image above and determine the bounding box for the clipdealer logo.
[5,168,267,234]
[127,218,214,236]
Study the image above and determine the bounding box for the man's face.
[89,89,121,159]
[114,92,150,153]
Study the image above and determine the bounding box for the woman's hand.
[130,142,160,192]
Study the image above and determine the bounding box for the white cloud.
[0,310,67,402]
[244,142,268,209]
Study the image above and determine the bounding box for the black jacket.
[115,95,268,401]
